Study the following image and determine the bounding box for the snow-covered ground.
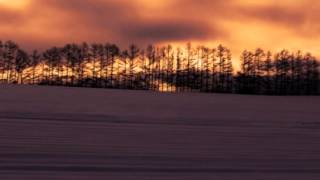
[0,85,320,180]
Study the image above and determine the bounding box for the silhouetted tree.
[15,49,30,84]
[0,41,4,83]
[163,45,174,92]
[1,40,319,95]
[146,45,156,91]
[224,49,233,93]
[210,48,217,92]
[43,47,62,85]
[30,50,41,84]
[3,41,19,83]
[274,50,290,95]
[79,42,90,85]
[120,50,129,89]
[97,44,105,87]
[216,45,233,92]
[186,43,193,91]
[262,51,274,94]
[200,47,211,92]
[127,45,140,89]
[139,49,147,90]
[108,44,120,88]
[90,44,100,85]
[303,53,318,95]
[175,47,183,92]
[62,44,79,86]
[236,50,253,94]
[252,48,265,93]
[311,58,320,94]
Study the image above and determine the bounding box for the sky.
[1,0,320,62]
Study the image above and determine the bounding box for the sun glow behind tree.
[0,40,318,94]
[0,0,320,72]
[0,0,30,10]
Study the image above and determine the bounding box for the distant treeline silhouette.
[0,40,319,95]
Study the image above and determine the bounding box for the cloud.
[0,0,319,63]
[120,19,221,43]
[0,7,25,25]
[241,5,305,26]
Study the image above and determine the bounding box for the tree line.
[0,40,319,95]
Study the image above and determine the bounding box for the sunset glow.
[1,0,320,64]
[0,0,30,9]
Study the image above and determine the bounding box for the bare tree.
[274,50,290,95]
[127,45,140,89]
[15,49,30,84]
[0,41,4,83]
[175,47,183,92]
[146,45,156,91]
[262,51,274,94]
[30,50,41,84]
[4,41,19,84]
[108,44,120,88]
[1,40,319,95]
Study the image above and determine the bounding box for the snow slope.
[0,85,320,180]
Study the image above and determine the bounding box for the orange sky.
[1,0,320,63]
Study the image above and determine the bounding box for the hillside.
[0,85,320,180]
